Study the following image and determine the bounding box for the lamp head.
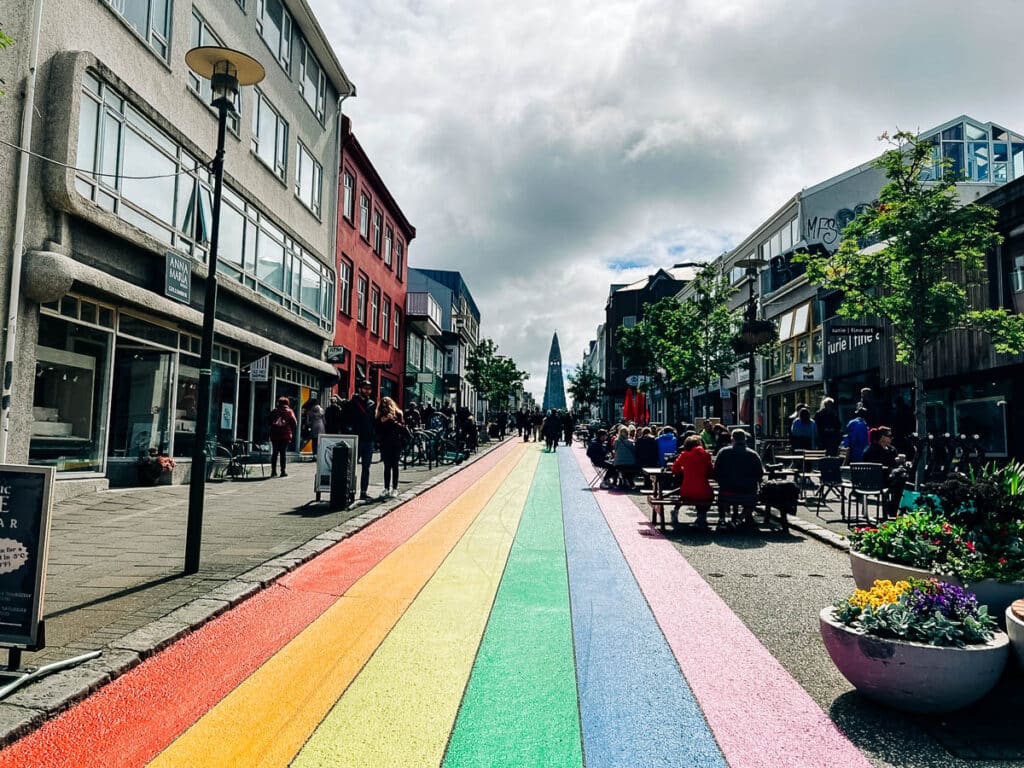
[185,46,265,113]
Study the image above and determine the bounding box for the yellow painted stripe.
[148,443,528,768]
[291,447,540,768]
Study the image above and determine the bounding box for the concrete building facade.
[1,0,354,494]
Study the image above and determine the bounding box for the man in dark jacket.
[714,429,764,529]
[342,379,376,500]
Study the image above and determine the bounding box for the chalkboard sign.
[0,465,54,648]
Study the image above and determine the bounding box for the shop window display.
[108,345,173,458]
[29,314,112,473]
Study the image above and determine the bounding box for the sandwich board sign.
[0,465,54,648]
[315,435,358,499]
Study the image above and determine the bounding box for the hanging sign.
[250,354,270,382]
[625,375,649,387]
[326,346,347,364]
[0,465,54,648]
[164,251,192,305]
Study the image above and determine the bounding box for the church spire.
[542,332,567,411]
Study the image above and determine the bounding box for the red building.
[333,116,415,404]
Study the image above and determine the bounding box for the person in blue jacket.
[843,407,870,461]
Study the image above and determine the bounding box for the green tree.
[465,338,529,416]
[679,262,740,416]
[800,129,1024,476]
[616,297,690,421]
[566,365,603,416]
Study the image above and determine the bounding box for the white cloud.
[309,0,1024,399]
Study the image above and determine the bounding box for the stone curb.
[0,438,511,747]
[787,513,852,552]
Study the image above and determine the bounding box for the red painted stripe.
[0,443,516,768]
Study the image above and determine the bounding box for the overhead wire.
[0,136,204,179]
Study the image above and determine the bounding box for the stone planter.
[819,607,1009,713]
[849,550,1024,619]
[1007,600,1024,670]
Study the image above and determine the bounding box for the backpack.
[272,411,288,429]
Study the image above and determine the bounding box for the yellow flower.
[849,579,910,609]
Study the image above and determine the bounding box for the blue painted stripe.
[558,449,727,768]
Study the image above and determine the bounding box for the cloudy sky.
[309,0,1024,401]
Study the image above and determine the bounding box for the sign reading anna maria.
[0,466,54,648]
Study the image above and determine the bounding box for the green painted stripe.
[442,451,583,768]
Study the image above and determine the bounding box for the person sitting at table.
[790,407,817,451]
[712,423,732,451]
[670,434,715,530]
[713,429,764,530]
[862,426,907,518]
[635,427,660,468]
[613,425,639,489]
[656,425,679,466]
[586,429,618,488]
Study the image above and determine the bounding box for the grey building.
[1,0,354,496]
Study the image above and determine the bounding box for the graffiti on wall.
[805,203,873,250]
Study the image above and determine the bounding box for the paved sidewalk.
[0,441,508,744]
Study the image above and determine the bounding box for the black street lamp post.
[183,47,265,575]
[733,257,772,450]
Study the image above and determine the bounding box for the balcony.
[453,312,479,344]
[405,292,443,337]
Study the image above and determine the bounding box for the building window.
[373,210,382,255]
[296,36,327,122]
[395,240,404,281]
[76,73,335,331]
[296,142,322,216]
[370,285,380,334]
[382,297,391,343]
[384,226,393,267]
[338,256,352,315]
[251,89,288,180]
[189,10,240,134]
[359,194,370,239]
[104,0,170,58]
[256,0,292,71]
[356,274,367,325]
[342,170,355,222]
[393,308,401,349]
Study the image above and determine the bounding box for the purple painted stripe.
[571,447,873,768]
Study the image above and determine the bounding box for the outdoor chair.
[847,462,886,525]
[813,456,847,518]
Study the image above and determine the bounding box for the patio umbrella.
[636,391,647,425]
[622,387,635,422]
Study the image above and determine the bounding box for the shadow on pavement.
[45,573,186,619]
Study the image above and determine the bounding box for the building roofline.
[342,116,416,240]
[290,0,356,96]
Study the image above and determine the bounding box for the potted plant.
[847,465,1024,616]
[137,448,176,486]
[820,578,1009,713]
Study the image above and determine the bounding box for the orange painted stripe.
[0,441,518,768]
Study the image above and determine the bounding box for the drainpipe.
[0,0,44,463]
[326,84,354,393]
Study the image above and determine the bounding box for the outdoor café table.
[641,467,678,529]
[774,454,822,497]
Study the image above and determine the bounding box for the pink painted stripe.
[571,446,872,768]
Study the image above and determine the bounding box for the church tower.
[542,333,567,412]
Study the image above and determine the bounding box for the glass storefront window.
[30,314,112,473]
[109,344,173,458]
[173,356,200,458]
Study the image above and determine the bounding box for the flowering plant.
[832,578,997,647]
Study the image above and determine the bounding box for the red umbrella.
[622,388,635,422]
[636,391,648,425]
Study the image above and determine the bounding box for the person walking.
[375,396,406,497]
[814,397,842,456]
[324,394,345,434]
[268,396,297,478]
[342,379,376,500]
[305,398,326,457]
[843,407,871,462]
[541,411,562,451]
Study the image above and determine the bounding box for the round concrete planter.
[1007,601,1024,670]
[849,551,1024,619]
[819,607,1009,713]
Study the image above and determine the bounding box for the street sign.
[0,465,54,648]
[326,346,346,364]
[164,251,191,304]
[250,354,270,382]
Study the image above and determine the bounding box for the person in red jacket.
[268,396,297,477]
[670,434,715,530]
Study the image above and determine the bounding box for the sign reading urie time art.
[0,466,54,648]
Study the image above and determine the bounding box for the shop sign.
[0,465,54,647]
[164,251,191,305]
[326,346,346,364]
[250,354,270,382]
[625,375,649,387]
[416,372,433,384]
[829,325,881,338]
[793,363,823,382]
[827,325,881,356]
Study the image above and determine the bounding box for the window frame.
[295,141,322,217]
[188,9,241,135]
[103,0,171,59]
[393,308,401,349]
[342,170,355,223]
[370,284,381,335]
[338,256,352,316]
[395,240,404,281]
[372,210,383,255]
[256,0,292,72]
[384,225,393,268]
[356,273,368,326]
[251,88,289,181]
[382,296,391,343]
[296,35,327,123]
[359,193,370,240]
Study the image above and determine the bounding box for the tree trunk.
[914,359,927,488]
